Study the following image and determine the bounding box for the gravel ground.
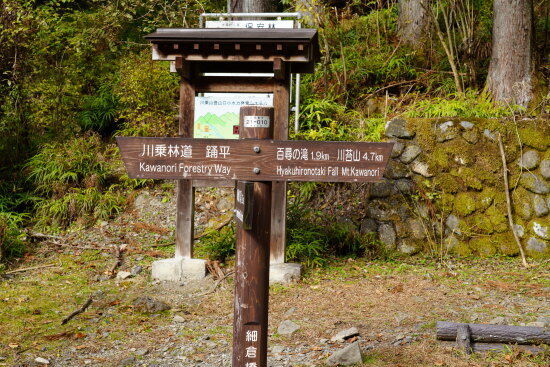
[2,188,549,367]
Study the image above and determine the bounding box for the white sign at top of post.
[195,18,297,140]
[205,20,294,29]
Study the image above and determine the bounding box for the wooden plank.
[194,61,314,75]
[233,106,273,367]
[456,324,473,355]
[271,70,290,264]
[195,77,275,93]
[116,137,393,183]
[235,182,255,231]
[436,322,550,345]
[273,58,286,80]
[175,71,195,259]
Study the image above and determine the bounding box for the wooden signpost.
[145,28,320,265]
[117,105,392,366]
[125,26,392,366]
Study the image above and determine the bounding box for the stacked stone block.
[364,118,549,258]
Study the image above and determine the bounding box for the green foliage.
[197,225,236,263]
[114,51,179,137]
[79,86,119,135]
[27,133,111,196]
[26,133,131,229]
[0,211,27,263]
[286,203,328,267]
[404,90,517,118]
[34,187,125,229]
[294,97,385,142]
[286,202,377,267]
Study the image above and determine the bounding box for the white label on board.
[205,20,294,29]
[244,116,270,128]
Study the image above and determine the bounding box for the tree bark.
[398,0,429,47]
[436,322,550,345]
[487,0,534,107]
[295,0,323,26]
[230,0,274,13]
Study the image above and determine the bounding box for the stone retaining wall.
[366,117,549,257]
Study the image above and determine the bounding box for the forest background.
[0,0,548,268]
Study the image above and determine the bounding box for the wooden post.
[232,106,274,367]
[271,58,290,264]
[456,324,473,355]
[175,60,195,259]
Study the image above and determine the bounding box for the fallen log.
[436,321,550,345]
[440,341,544,354]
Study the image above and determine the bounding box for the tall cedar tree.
[230,0,274,12]
[398,0,430,47]
[487,0,534,107]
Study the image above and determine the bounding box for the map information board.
[194,94,273,139]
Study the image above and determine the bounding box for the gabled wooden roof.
[145,28,319,74]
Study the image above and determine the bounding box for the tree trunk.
[486,0,534,107]
[230,0,274,13]
[295,0,323,26]
[398,0,429,47]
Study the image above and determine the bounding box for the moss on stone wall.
[401,118,547,258]
[518,127,550,151]
[379,117,548,258]
[454,192,477,216]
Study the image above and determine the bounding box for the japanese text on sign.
[117,137,393,183]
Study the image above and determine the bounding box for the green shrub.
[34,187,125,229]
[0,211,27,264]
[79,86,119,135]
[196,225,236,263]
[286,203,328,267]
[114,51,179,137]
[286,202,378,267]
[26,133,129,229]
[27,133,111,196]
[294,97,385,142]
[404,90,517,118]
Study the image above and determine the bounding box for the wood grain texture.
[436,322,550,345]
[195,77,275,93]
[456,324,473,355]
[271,70,290,264]
[233,106,273,367]
[116,137,393,183]
[175,73,195,259]
[440,341,544,354]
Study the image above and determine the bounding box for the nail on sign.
[116,137,393,183]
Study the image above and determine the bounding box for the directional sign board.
[116,137,393,182]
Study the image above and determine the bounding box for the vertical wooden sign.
[232,106,274,367]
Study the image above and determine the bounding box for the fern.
[405,90,518,118]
